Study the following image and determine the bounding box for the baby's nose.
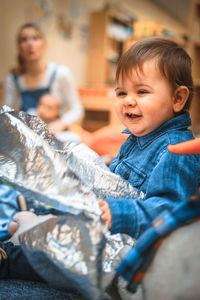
[124,95,136,106]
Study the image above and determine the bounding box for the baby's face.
[115,58,176,136]
[37,95,61,121]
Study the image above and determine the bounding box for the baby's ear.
[173,86,189,113]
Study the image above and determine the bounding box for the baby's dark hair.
[116,37,194,112]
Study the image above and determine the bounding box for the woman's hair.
[116,37,194,112]
[13,22,45,75]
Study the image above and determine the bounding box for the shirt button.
[119,154,124,160]
[124,172,130,180]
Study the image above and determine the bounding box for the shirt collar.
[122,112,191,149]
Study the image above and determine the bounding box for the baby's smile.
[125,112,142,120]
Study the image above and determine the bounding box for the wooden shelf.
[82,119,109,132]
[78,86,121,131]
[80,94,120,130]
[194,78,200,86]
[124,35,187,54]
[85,7,133,131]
[87,7,133,86]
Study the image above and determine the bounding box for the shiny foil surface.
[20,213,107,299]
[0,106,142,298]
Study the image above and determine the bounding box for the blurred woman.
[3,22,84,134]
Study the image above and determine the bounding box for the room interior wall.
[0,0,189,86]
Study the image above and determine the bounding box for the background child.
[30,92,127,159]
[36,93,61,123]
[99,37,200,239]
[28,93,81,143]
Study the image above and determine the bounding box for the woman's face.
[18,27,46,62]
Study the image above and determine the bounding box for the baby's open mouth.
[126,113,141,118]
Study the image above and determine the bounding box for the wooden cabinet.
[79,87,122,132]
[189,0,200,135]
[83,7,133,131]
[87,7,133,86]
[80,94,120,131]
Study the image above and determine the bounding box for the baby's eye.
[138,90,148,95]
[116,91,127,97]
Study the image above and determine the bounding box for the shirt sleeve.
[3,74,20,109]
[106,151,200,239]
[52,65,84,126]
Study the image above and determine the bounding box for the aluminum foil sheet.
[20,213,107,299]
[0,106,143,211]
[0,106,99,215]
[59,141,144,200]
[0,106,141,298]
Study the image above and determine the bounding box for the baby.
[29,93,81,143]
[99,37,200,238]
[37,93,61,123]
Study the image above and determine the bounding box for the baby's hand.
[8,211,38,235]
[13,211,39,223]
[98,199,112,230]
[48,119,66,134]
[8,211,55,235]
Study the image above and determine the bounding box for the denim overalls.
[12,69,56,112]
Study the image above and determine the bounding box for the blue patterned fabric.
[12,69,56,112]
[0,183,20,240]
[116,194,200,293]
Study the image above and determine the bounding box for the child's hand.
[99,199,112,230]
[8,211,38,235]
[48,119,66,134]
[8,211,55,235]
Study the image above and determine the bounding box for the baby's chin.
[128,129,151,137]
[127,123,158,137]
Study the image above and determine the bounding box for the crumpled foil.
[0,106,143,299]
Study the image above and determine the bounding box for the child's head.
[37,93,61,122]
[115,37,193,136]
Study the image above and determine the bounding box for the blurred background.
[0,0,199,135]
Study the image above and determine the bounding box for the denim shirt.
[106,113,200,239]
